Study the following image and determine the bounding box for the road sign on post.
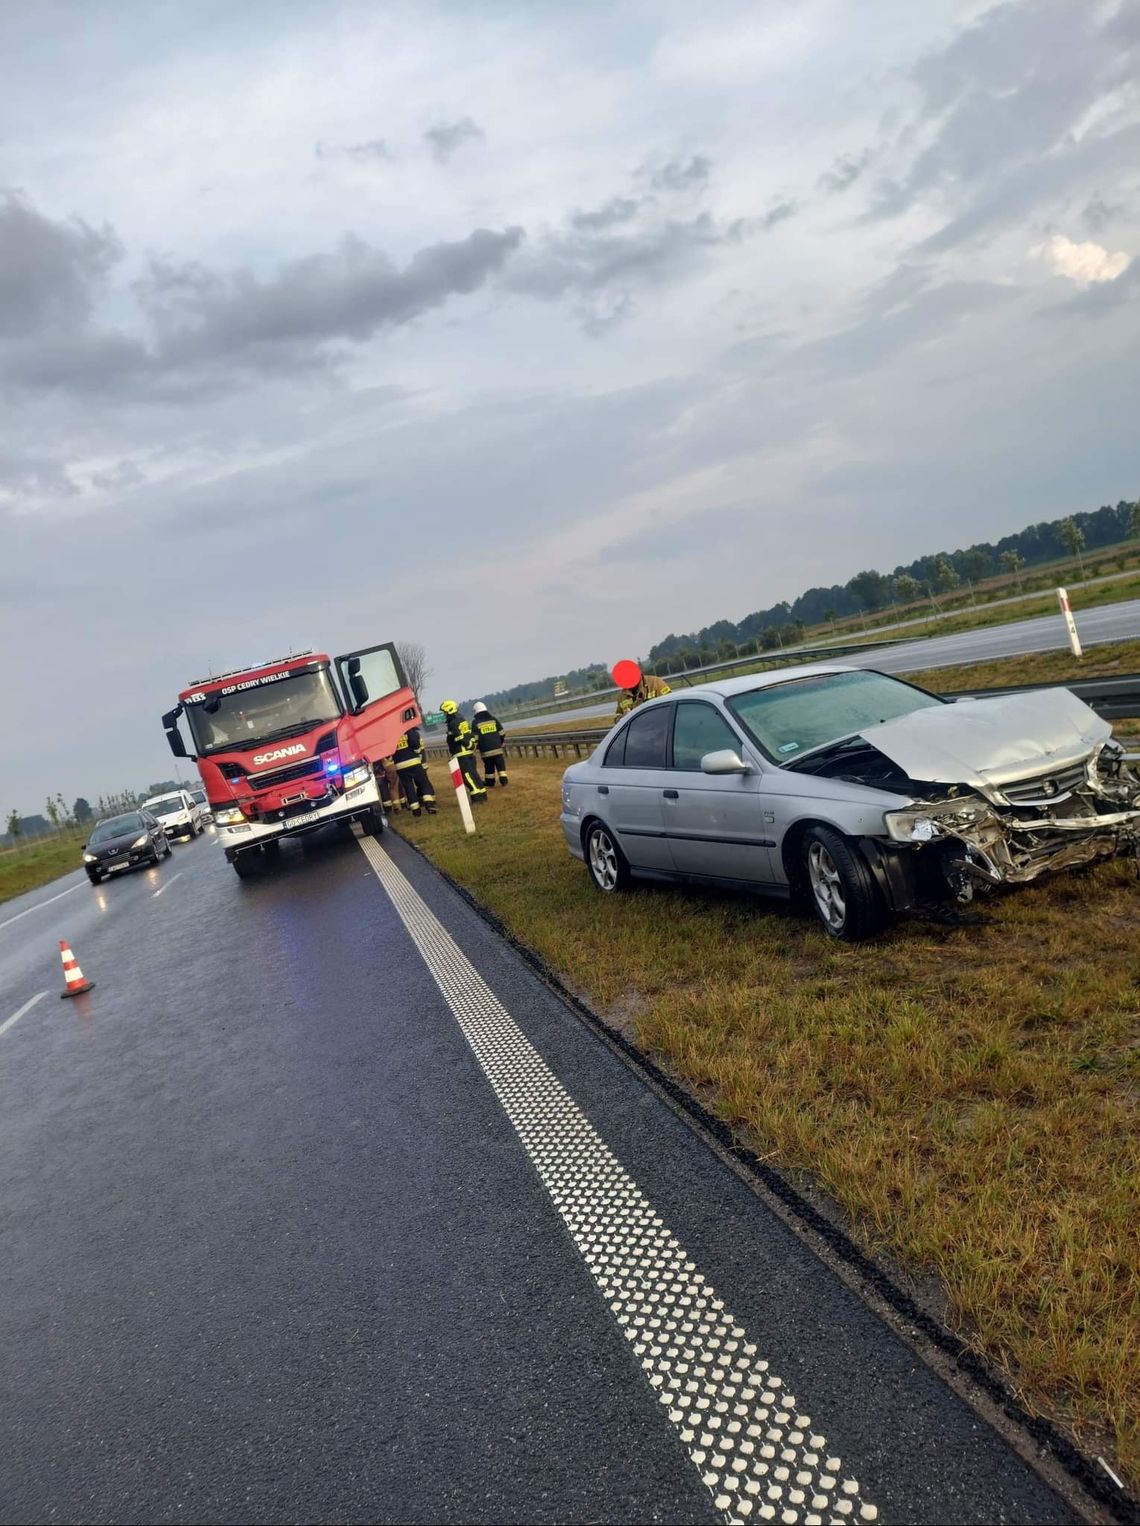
[422,710,446,728]
[1056,587,1083,658]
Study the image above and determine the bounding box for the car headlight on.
[131,834,148,849]
[84,852,97,863]
[342,763,371,790]
[214,806,245,826]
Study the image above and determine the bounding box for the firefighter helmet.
[473,702,488,715]
[440,699,458,714]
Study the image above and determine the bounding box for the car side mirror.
[701,749,751,775]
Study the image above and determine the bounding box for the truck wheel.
[361,807,386,838]
[232,853,257,879]
[801,825,888,942]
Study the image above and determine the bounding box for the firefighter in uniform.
[614,672,672,723]
[471,702,509,787]
[440,700,487,804]
[392,725,437,816]
[377,756,402,815]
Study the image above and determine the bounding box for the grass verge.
[0,830,86,906]
[395,760,1140,1488]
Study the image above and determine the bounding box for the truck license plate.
[283,809,324,829]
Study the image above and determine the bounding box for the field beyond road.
[394,747,1140,1489]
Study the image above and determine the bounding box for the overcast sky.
[3,0,1139,814]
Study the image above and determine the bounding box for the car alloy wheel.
[588,825,621,892]
[807,839,846,934]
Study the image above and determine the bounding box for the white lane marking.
[0,991,48,1039]
[151,873,183,899]
[358,836,877,1526]
[0,881,83,932]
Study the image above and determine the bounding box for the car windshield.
[186,667,341,755]
[146,796,184,816]
[89,814,143,843]
[190,789,206,805]
[727,670,944,762]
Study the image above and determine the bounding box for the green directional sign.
[422,710,446,728]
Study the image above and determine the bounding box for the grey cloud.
[316,137,392,163]
[1045,255,1140,317]
[819,151,871,195]
[424,117,484,162]
[758,200,796,231]
[0,190,122,338]
[646,155,711,192]
[0,449,78,499]
[598,503,752,564]
[509,213,746,303]
[870,0,1140,245]
[570,197,642,232]
[1084,193,1125,233]
[140,226,523,361]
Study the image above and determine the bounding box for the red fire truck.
[161,643,418,877]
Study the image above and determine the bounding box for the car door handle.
[597,785,609,795]
[662,789,679,799]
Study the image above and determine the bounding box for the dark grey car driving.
[83,811,172,884]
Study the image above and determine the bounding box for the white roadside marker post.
[449,756,477,834]
[1056,586,1083,658]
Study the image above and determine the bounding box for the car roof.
[636,663,859,707]
[143,792,185,803]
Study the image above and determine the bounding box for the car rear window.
[623,705,671,769]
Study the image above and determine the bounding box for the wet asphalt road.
[0,824,1077,1524]
[512,595,1140,729]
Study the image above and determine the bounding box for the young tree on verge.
[1000,550,1023,591]
[846,569,888,612]
[395,642,432,705]
[929,555,960,606]
[45,796,60,832]
[73,797,93,825]
[1129,500,1140,542]
[893,574,919,604]
[6,809,20,840]
[824,606,838,630]
[1059,517,1086,579]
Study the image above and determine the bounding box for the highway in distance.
[0,822,1090,1523]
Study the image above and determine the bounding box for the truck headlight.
[214,806,245,826]
[342,764,371,790]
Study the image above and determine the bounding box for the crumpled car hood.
[860,687,1110,789]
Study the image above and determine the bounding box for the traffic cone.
[59,939,95,999]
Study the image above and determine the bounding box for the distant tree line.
[467,497,1138,710]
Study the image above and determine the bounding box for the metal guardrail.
[494,636,927,724]
[424,675,1140,762]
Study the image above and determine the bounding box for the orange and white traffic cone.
[59,939,95,999]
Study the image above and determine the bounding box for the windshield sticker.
[778,741,800,754]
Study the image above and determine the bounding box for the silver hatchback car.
[560,665,1140,940]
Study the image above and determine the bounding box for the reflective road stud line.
[358,836,877,1526]
[59,939,95,998]
[449,756,477,835]
[1056,587,1083,658]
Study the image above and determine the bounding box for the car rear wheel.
[802,825,887,942]
[585,821,629,894]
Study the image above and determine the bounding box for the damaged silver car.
[559,665,1140,940]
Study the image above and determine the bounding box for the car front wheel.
[802,825,887,941]
[87,870,102,885]
[585,821,629,894]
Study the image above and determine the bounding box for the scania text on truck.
[161,644,418,878]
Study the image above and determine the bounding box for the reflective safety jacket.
[446,715,477,757]
[615,674,671,723]
[472,711,506,757]
[393,726,424,770]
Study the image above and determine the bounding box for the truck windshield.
[186,669,342,755]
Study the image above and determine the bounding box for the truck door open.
[334,642,420,762]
